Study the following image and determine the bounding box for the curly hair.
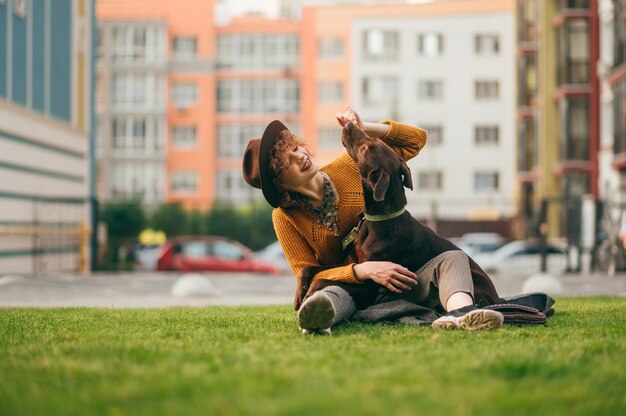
[269,129,311,208]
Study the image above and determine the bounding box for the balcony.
[560,136,589,162]
[518,55,537,107]
[556,19,590,86]
[557,60,590,86]
[517,119,537,175]
[517,0,538,43]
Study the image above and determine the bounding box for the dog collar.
[363,207,406,222]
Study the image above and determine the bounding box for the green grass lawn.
[1,297,625,416]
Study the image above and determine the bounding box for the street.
[0,270,625,308]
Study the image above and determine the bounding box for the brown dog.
[294,122,502,311]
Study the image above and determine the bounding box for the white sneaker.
[432,306,504,331]
[297,291,335,335]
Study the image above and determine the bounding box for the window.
[112,73,165,110]
[181,241,209,259]
[474,172,499,192]
[418,80,444,100]
[363,29,399,61]
[420,125,443,146]
[475,80,499,100]
[475,34,500,55]
[318,82,343,103]
[558,19,589,85]
[216,169,258,203]
[111,25,166,64]
[318,127,342,149]
[217,34,299,70]
[111,116,161,151]
[217,80,299,113]
[362,76,399,106]
[560,97,589,160]
[417,171,443,191]
[319,38,344,59]
[172,83,197,109]
[418,33,444,56]
[217,124,266,158]
[171,171,198,193]
[172,37,197,59]
[475,125,500,145]
[213,240,245,260]
[172,126,197,148]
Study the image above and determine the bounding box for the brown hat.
[242,120,289,208]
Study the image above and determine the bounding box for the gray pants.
[321,250,475,326]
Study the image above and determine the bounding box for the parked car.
[473,240,567,275]
[455,233,506,257]
[157,236,280,273]
[255,240,290,274]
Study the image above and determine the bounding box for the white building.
[352,11,516,225]
[95,21,168,206]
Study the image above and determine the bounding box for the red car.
[157,236,280,273]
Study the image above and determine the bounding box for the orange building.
[96,0,216,210]
[213,15,302,206]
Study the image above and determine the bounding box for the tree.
[100,201,146,239]
[100,200,147,269]
[149,202,189,237]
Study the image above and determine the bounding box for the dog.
[294,122,502,311]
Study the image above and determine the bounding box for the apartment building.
[515,0,602,239]
[599,0,626,202]
[0,0,94,274]
[214,15,302,206]
[302,0,515,236]
[96,0,215,210]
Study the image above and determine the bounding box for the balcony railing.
[557,60,589,85]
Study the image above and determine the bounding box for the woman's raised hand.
[353,261,417,293]
[335,105,363,129]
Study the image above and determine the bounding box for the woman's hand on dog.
[353,261,417,293]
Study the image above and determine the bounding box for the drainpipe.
[89,0,98,271]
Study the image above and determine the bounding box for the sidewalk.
[0,270,624,308]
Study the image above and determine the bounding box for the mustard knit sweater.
[272,120,427,285]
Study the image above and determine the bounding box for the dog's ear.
[401,162,413,190]
[368,169,390,201]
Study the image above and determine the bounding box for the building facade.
[302,0,515,236]
[214,15,302,206]
[515,0,602,240]
[97,0,216,210]
[0,0,94,274]
[601,0,626,200]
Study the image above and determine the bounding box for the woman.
[242,107,503,334]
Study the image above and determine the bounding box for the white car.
[455,233,505,257]
[473,240,568,275]
[255,241,291,274]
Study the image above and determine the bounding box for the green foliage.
[97,201,275,268]
[100,200,146,239]
[1,298,625,416]
[205,202,276,250]
[149,202,189,237]
[187,210,206,235]
[99,201,147,269]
